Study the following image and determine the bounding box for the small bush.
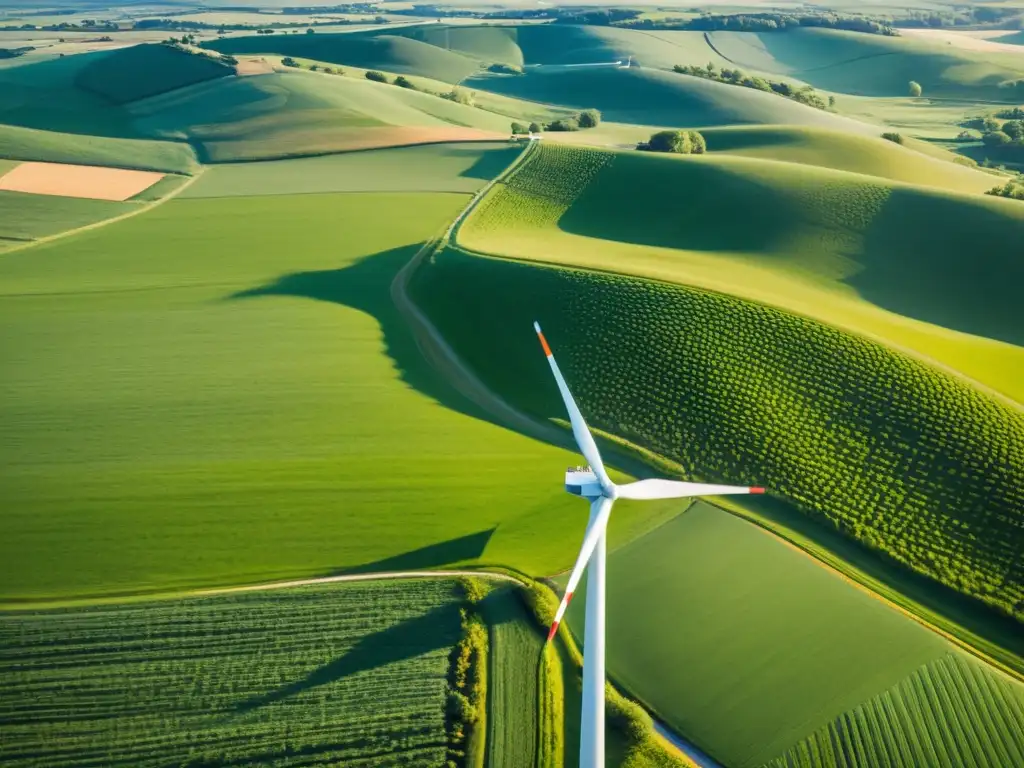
[577,108,602,128]
[281,56,299,68]
[528,122,542,133]
[881,132,904,145]
[394,75,416,89]
[646,130,691,154]
[365,70,389,83]
[547,117,580,132]
[511,122,529,135]
[444,87,474,105]
[908,80,923,97]
[488,62,523,74]
[687,129,706,154]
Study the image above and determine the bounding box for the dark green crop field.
[412,248,1024,623]
[0,579,463,767]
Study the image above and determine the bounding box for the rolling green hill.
[74,43,234,104]
[466,66,876,133]
[700,124,995,192]
[127,70,511,162]
[707,27,1024,100]
[205,32,483,83]
[411,245,1024,623]
[563,503,1024,768]
[457,144,1024,402]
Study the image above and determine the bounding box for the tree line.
[512,109,602,134]
[673,62,833,111]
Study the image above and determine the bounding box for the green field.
[706,27,1024,100]
[562,502,1024,767]
[767,652,1024,768]
[0,190,134,243]
[482,586,543,768]
[74,43,234,104]
[0,578,464,766]
[411,245,1024,623]
[457,143,1024,402]
[0,124,200,174]
[181,142,521,198]
[0,155,685,601]
[205,31,484,83]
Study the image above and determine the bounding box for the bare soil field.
[235,57,274,76]
[0,162,165,201]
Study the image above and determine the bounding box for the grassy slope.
[74,43,233,104]
[411,246,1024,624]
[458,144,1024,402]
[205,32,483,83]
[466,66,876,134]
[0,579,464,766]
[181,142,521,198]
[564,503,957,768]
[0,191,135,242]
[0,123,199,174]
[127,70,512,161]
[708,27,1024,100]
[766,651,1024,768]
[699,124,995,193]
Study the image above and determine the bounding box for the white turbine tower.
[533,322,764,768]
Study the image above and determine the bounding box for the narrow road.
[190,569,518,597]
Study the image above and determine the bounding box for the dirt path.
[190,569,518,597]
[390,140,570,449]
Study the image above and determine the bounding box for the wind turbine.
[533,322,764,768]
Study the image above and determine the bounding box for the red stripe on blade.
[750,487,766,494]
[565,591,574,605]
[537,331,552,357]
[547,621,559,642]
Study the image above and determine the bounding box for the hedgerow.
[411,248,1024,623]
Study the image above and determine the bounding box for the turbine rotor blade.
[533,322,612,491]
[547,496,613,642]
[616,478,765,500]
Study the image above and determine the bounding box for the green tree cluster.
[641,129,707,154]
[882,132,905,145]
[364,69,389,83]
[530,108,602,133]
[986,179,1024,201]
[673,63,829,110]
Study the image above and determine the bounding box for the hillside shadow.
[852,187,1024,346]
[328,528,497,576]
[228,244,498,426]
[233,602,462,714]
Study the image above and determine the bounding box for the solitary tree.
[908,80,922,97]
[577,108,602,129]
[881,132,904,145]
[394,75,416,89]
[365,70,389,83]
[648,130,691,154]
[511,122,528,135]
[828,95,836,109]
[528,121,543,133]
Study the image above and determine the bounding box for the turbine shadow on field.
[233,603,462,714]
[228,244,499,426]
[330,528,497,575]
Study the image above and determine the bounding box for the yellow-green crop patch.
[411,246,1024,625]
[0,579,465,766]
[458,143,1024,403]
[563,503,1024,768]
[182,142,522,198]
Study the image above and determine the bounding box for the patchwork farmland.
[1,6,1022,768]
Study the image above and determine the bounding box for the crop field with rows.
[457,143,1024,403]
[0,579,464,767]
[765,652,1024,768]
[410,247,1024,623]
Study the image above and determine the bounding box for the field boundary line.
[0,168,207,258]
